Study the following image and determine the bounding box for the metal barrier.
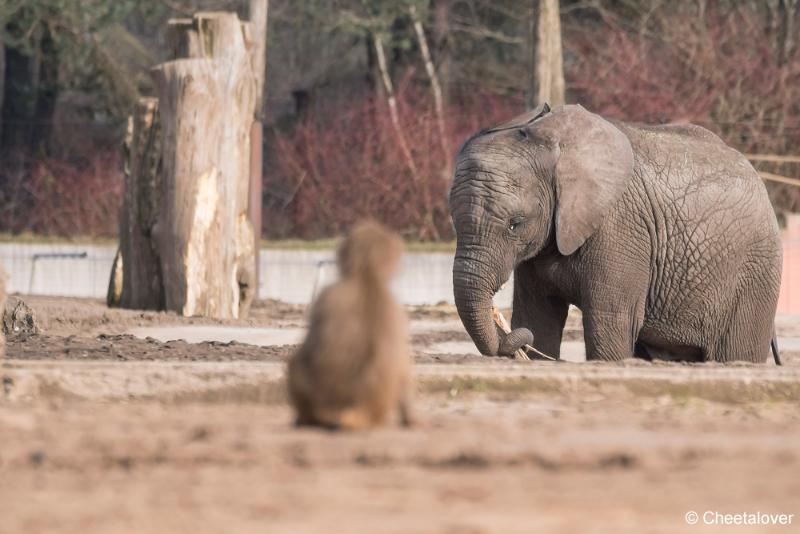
[28,252,89,293]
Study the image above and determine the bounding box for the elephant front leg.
[511,277,569,359]
[582,305,644,361]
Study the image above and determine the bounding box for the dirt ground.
[1,296,799,533]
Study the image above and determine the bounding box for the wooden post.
[527,0,565,108]
[248,0,268,120]
[246,0,268,299]
[248,121,263,298]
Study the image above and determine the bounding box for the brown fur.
[287,222,413,430]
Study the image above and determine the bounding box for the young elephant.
[288,222,413,429]
[450,104,782,363]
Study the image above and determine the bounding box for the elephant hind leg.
[706,292,775,363]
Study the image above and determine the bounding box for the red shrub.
[0,151,122,237]
[563,2,800,211]
[265,83,520,240]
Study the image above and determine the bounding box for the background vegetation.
[1,0,798,240]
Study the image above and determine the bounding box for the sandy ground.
[2,296,799,533]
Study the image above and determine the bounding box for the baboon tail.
[771,332,782,366]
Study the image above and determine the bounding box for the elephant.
[450,103,783,363]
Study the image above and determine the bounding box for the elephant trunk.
[453,253,502,356]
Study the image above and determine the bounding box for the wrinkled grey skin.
[450,104,782,362]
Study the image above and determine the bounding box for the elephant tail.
[771,331,782,366]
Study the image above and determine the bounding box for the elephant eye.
[508,217,525,232]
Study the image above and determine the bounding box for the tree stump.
[154,12,256,319]
[116,97,163,310]
[113,11,259,319]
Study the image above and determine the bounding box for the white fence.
[5,233,798,312]
[0,243,515,307]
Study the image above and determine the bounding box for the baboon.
[288,221,413,430]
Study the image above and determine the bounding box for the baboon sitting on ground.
[288,221,413,430]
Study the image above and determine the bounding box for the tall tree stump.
[112,11,259,319]
[154,12,257,319]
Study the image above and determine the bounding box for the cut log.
[152,12,257,319]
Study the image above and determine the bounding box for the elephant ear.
[532,105,634,255]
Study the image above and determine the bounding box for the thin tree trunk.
[433,0,452,111]
[409,4,450,178]
[527,0,565,108]
[526,1,537,110]
[374,33,439,239]
[373,34,418,178]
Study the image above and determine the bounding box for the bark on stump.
[113,97,163,310]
